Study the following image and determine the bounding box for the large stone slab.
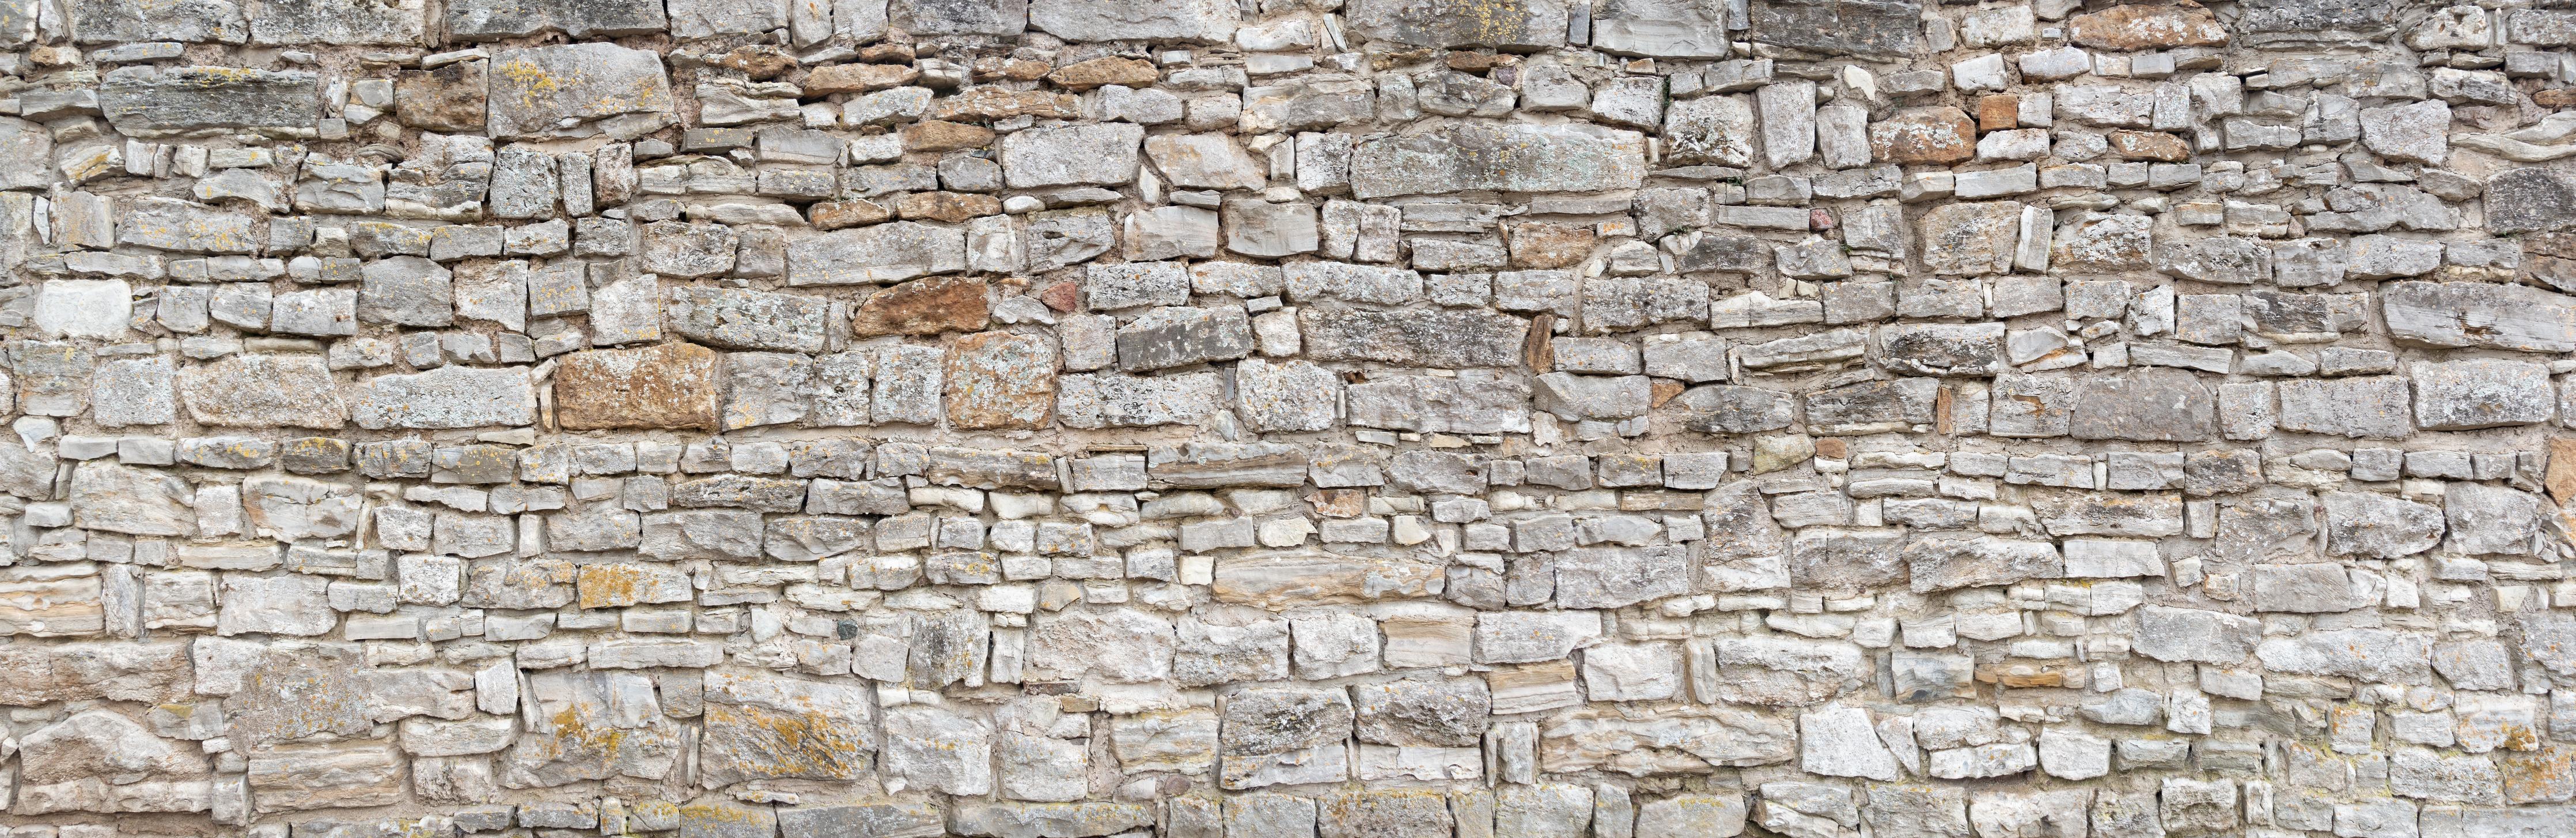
[1346,0,1570,50]
[554,343,722,430]
[1351,124,1646,199]
[179,354,347,429]
[486,43,675,139]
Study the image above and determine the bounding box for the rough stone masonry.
[5,0,2576,836]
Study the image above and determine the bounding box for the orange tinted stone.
[851,277,991,337]
[554,342,721,431]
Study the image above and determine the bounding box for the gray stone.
[2412,359,2554,429]
[790,221,969,285]
[1346,0,1569,49]
[486,44,673,139]
[2069,367,2215,441]
[99,66,319,136]
[350,367,536,430]
[1002,123,1143,188]
[1351,124,1646,199]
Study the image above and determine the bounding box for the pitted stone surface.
[6,1,2576,836]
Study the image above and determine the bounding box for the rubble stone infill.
[4,0,2576,836]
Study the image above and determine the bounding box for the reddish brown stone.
[856,43,915,64]
[802,63,919,95]
[1037,281,1080,312]
[1446,52,1517,72]
[2067,5,2230,51]
[1506,221,1596,269]
[2537,88,2576,108]
[1650,380,1684,408]
[929,88,1082,122]
[988,58,1053,81]
[2549,438,2576,505]
[896,191,1005,224]
[1048,56,1160,90]
[812,199,894,230]
[1308,489,1367,518]
[2107,130,2191,161]
[710,45,798,80]
[1809,209,1836,232]
[554,343,721,431]
[1869,107,1976,165]
[901,120,997,152]
[1975,95,2019,133]
[395,60,487,133]
[945,331,1055,431]
[852,277,991,337]
[1812,437,1848,459]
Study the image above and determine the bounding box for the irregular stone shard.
[554,342,722,430]
[1350,123,1647,199]
[486,43,675,139]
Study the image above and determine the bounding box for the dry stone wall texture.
[5,0,2576,836]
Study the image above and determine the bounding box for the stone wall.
[2,0,2576,835]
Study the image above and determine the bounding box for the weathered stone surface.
[351,367,535,430]
[853,277,990,336]
[554,342,722,429]
[947,331,1056,430]
[180,354,347,429]
[2068,4,2229,50]
[789,221,970,285]
[15,3,2564,832]
[1300,308,1528,368]
[1351,124,1646,199]
[486,44,674,139]
[1347,0,1569,50]
[1872,107,1975,165]
[99,66,320,136]
[2068,367,2215,441]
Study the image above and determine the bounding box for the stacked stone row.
[2,0,2576,836]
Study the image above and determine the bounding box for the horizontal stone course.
[3,0,2576,836]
